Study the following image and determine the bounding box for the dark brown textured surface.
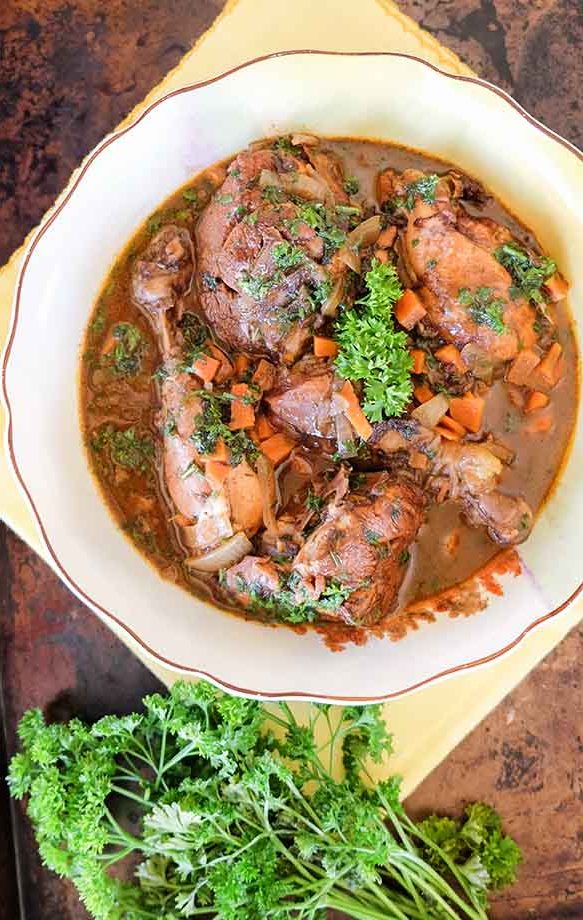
[0,1,581,918]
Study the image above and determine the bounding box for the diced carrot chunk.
[374,248,389,264]
[336,380,373,441]
[537,342,563,387]
[395,289,427,330]
[543,272,569,303]
[434,344,466,375]
[524,390,550,413]
[260,433,296,465]
[440,414,467,438]
[208,343,234,383]
[193,353,220,383]
[205,461,231,488]
[313,336,339,359]
[202,437,230,463]
[229,383,256,430]
[448,393,485,433]
[414,383,434,404]
[377,226,397,249]
[506,348,540,386]
[411,349,426,375]
[233,354,251,377]
[434,424,462,441]
[524,413,553,434]
[409,450,429,471]
[252,358,277,391]
[256,414,277,441]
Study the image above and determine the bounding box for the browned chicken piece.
[380,168,538,372]
[131,227,262,555]
[195,143,355,362]
[224,474,425,626]
[291,474,425,626]
[132,225,195,321]
[373,419,533,545]
[266,357,336,442]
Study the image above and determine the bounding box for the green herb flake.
[182,188,198,202]
[271,241,305,270]
[91,426,154,473]
[459,286,507,335]
[216,193,234,205]
[107,322,145,376]
[494,242,556,304]
[344,175,360,195]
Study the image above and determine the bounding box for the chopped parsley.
[216,193,233,205]
[201,272,219,291]
[344,175,360,195]
[271,241,306,270]
[239,272,279,300]
[459,286,507,334]
[426,258,438,270]
[335,260,413,421]
[182,187,198,202]
[107,322,144,376]
[247,571,356,624]
[494,242,556,304]
[89,304,107,336]
[262,185,286,205]
[287,202,347,257]
[399,549,411,565]
[273,135,303,156]
[177,311,209,366]
[91,426,154,473]
[304,490,324,513]
[190,392,258,465]
[394,173,439,211]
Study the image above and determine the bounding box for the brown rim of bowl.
[2,50,583,701]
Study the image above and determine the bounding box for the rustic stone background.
[0,1,581,919]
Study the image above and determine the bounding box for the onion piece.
[333,410,359,457]
[411,393,449,429]
[337,215,382,274]
[185,532,252,573]
[459,343,494,382]
[291,133,319,146]
[258,167,331,203]
[320,276,345,317]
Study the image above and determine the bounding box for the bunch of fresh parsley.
[8,681,521,920]
[335,260,413,422]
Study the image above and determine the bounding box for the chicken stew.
[81,136,578,629]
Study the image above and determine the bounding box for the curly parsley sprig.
[8,681,521,920]
[335,260,413,422]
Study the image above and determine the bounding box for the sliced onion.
[338,215,382,274]
[259,167,331,202]
[333,410,358,457]
[411,393,449,429]
[291,133,319,147]
[185,532,252,573]
[459,343,494,382]
[320,276,345,317]
[259,168,282,189]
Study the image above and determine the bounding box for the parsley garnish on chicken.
[335,260,413,421]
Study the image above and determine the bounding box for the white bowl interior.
[4,53,582,700]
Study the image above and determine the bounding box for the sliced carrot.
[524,413,553,434]
[208,343,234,383]
[201,437,230,463]
[313,336,339,359]
[434,424,462,442]
[252,358,277,391]
[192,353,221,383]
[100,331,117,355]
[229,383,256,430]
[543,272,569,303]
[377,225,397,249]
[336,380,373,441]
[395,289,427,330]
[448,393,485,434]
[524,390,550,413]
[434,344,466,375]
[374,248,389,264]
[205,460,231,488]
[411,349,426,375]
[537,342,563,387]
[255,414,277,441]
[260,432,296,465]
[440,414,467,438]
[506,348,540,386]
[413,383,434,404]
[233,354,251,377]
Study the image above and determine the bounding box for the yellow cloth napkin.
[1,0,581,795]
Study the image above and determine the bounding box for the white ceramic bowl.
[3,52,582,701]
